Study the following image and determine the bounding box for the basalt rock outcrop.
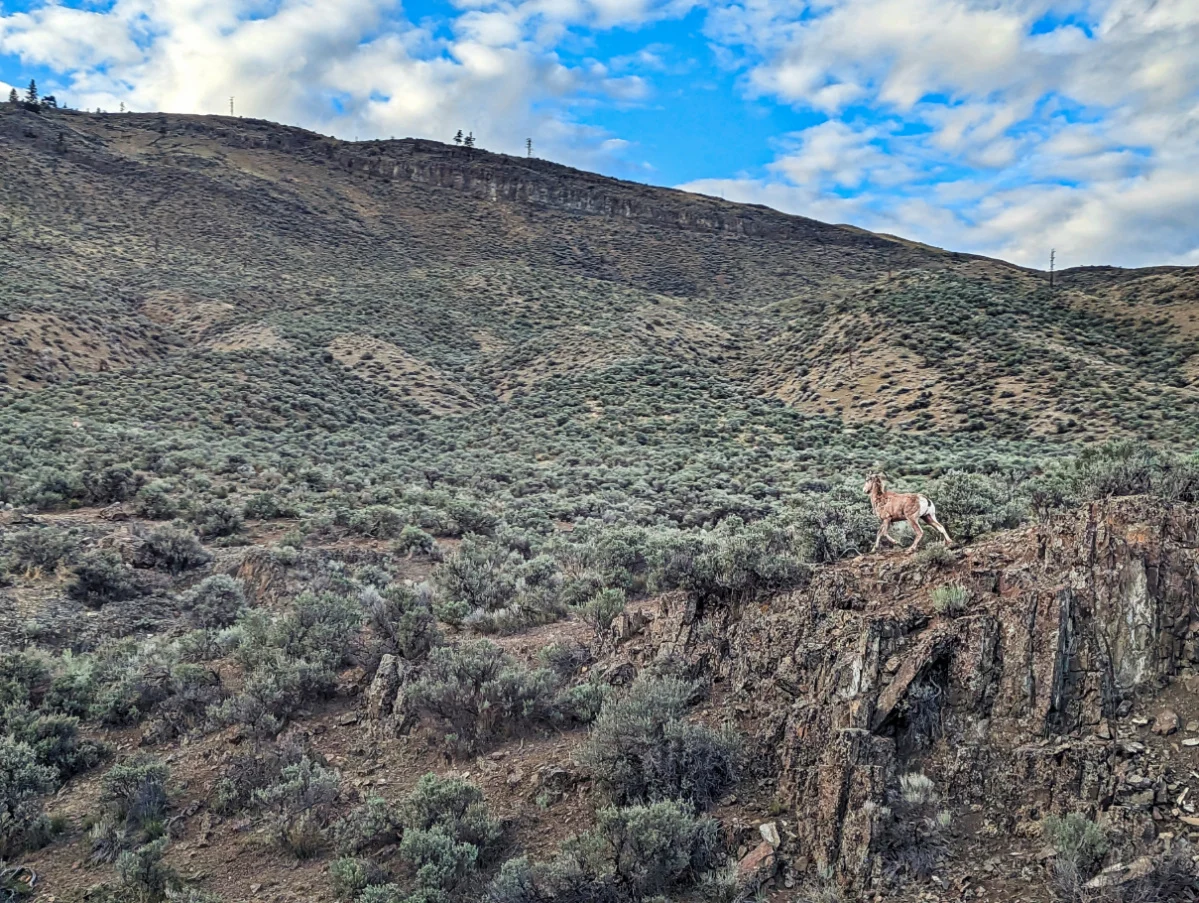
[618,497,1199,889]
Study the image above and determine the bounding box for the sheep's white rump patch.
[917,496,934,518]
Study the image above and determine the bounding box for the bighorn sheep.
[863,473,952,553]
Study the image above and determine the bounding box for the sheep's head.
[864,473,885,494]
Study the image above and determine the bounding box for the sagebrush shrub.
[92,757,171,862]
[134,481,179,520]
[577,588,626,633]
[405,642,558,754]
[362,583,443,674]
[348,505,407,538]
[211,652,335,738]
[0,651,48,709]
[2,526,74,574]
[1042,812,1108,880]
[931,584,969,617]
[70,549,143,607]
[394,775,501,891]
[652,516,807,608]
[3,704,107,780]
[194,502,244,539]
[581,677,738,810]
[333,795,403,855]
[925,471,1026,543]
[879,772,952,880]
[330,856,390,900]
[0,736,57,858]
[115,836,175,901]
[270,591,362,670]
[252,755,342,858]
[211,736,309,814]
[399,774,502,850]
[141,526,211,574]
[487,801,720,903]
[180,575,246,629]
[434,537,520,615]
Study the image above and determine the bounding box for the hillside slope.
[2,106,1198,449]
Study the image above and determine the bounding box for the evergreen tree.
[6,88,17,105]
[25,79,37,106]
[464,132,475,148]
[454,129,463,145]
[40,95,57,110]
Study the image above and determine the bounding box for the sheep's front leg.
[873,518,893,552]
[905,515,925,553]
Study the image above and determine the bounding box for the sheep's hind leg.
[905,515,925,553]
[924,515,953,547]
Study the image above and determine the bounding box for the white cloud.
[0,0,661,167]
[691,0,1199,267]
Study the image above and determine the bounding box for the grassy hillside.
[2,106,1197,524]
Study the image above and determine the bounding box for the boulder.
[737,841,777,891]
[1152,710,1181,736]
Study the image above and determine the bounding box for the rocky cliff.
[614,497,1199,892]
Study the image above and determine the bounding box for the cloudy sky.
[2,0,1197,269]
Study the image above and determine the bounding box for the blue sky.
[2,0,1198,268]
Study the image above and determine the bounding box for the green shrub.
[180,575,246,629]
[270,591,362,670]
[330,856,390,900]
[243,492,295,520]
[252,756,342,858]
[141,526,211,574]
[879,772,952,880]
[69,549,143,607]
[588,802,721,900]
[553,680,609,725]
[1042,812,1108,877]
[333,795,403,855]
[925,471,1026,543]
[91,757,171,862]
[82,465,144,506]
[115,836,175,901]
[133,482,178,520]
[395,775,501,891]
[3,704,107,780]
[405,641,558,754]
[581,677,738,811]
[0,651,48,709]
[399,774,501,850]
[395,525,436,556]
[348,505,406,539]
[194,502,244,539]
[576,588,626,633]
[0,736,57,858]
[538,642,591,679]
[652,516,807,609]
[400,826,481,890]
[211,652,334,738]
[362,584,443,673]
[488,801,720,903]
[2,526,73,574]
[931,584,969,617]
[210,736,308,814]
[792,489,878,563]
[434,537,520,614]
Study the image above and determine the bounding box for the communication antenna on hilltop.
[526,138,533,158]
[1050,249,1056,289]
[229,96,234,116]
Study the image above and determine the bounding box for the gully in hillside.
[864,473,953,553]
